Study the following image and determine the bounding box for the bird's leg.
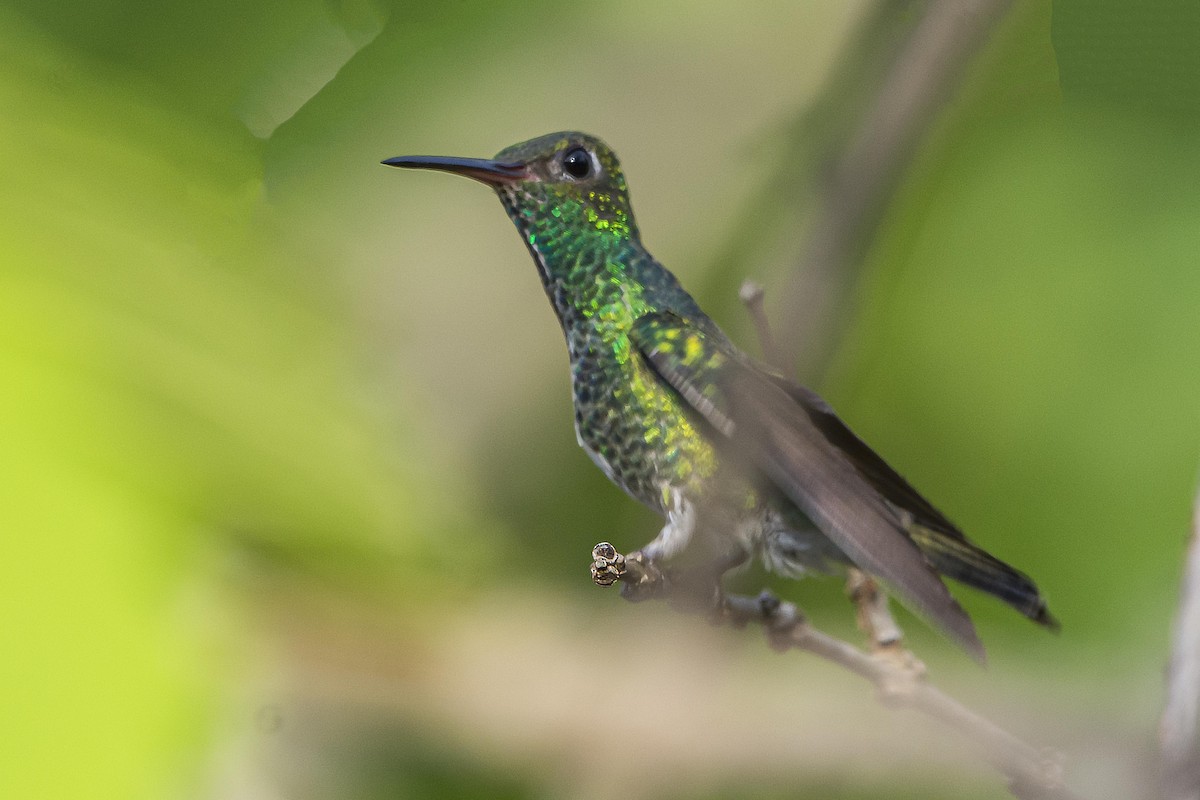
[600,492,723,607]
[591,542,669,603]
[666,545,749,619]
[592,538,748,617]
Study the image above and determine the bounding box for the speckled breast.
[567,323,718,515]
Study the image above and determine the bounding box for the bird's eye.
[561,147,592,179]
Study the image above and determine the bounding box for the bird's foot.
[591,543,668,602]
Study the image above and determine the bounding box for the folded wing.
[630,310,986,661]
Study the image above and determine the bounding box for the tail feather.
[910,527,1059,631]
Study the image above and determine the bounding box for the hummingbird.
[383,132,1056,660]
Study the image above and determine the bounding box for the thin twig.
[590,543,1081,800]
[846,567,907,651]
[738,279,785,372]
[1162,482,1200,800]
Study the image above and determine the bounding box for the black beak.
[381,155,528,186]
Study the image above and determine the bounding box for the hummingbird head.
[383,131,639,246]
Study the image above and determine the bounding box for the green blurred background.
[2,1,1198,798]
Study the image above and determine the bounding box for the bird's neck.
[502,195,661,340]
[541,235,659,358]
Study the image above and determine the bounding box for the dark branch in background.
[773,0,1014,379]
[1162,484,1200,800]
[590,543,1081,800]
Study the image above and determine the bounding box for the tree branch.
[590,542,1081,800]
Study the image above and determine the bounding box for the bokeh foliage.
[1,1,1198,798]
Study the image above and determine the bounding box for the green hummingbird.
[383,131,1056,660]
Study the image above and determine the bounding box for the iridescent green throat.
[498,185,646,327]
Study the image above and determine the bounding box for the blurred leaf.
[0,7,497,798]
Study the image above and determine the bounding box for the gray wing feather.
[632,311,985,661]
